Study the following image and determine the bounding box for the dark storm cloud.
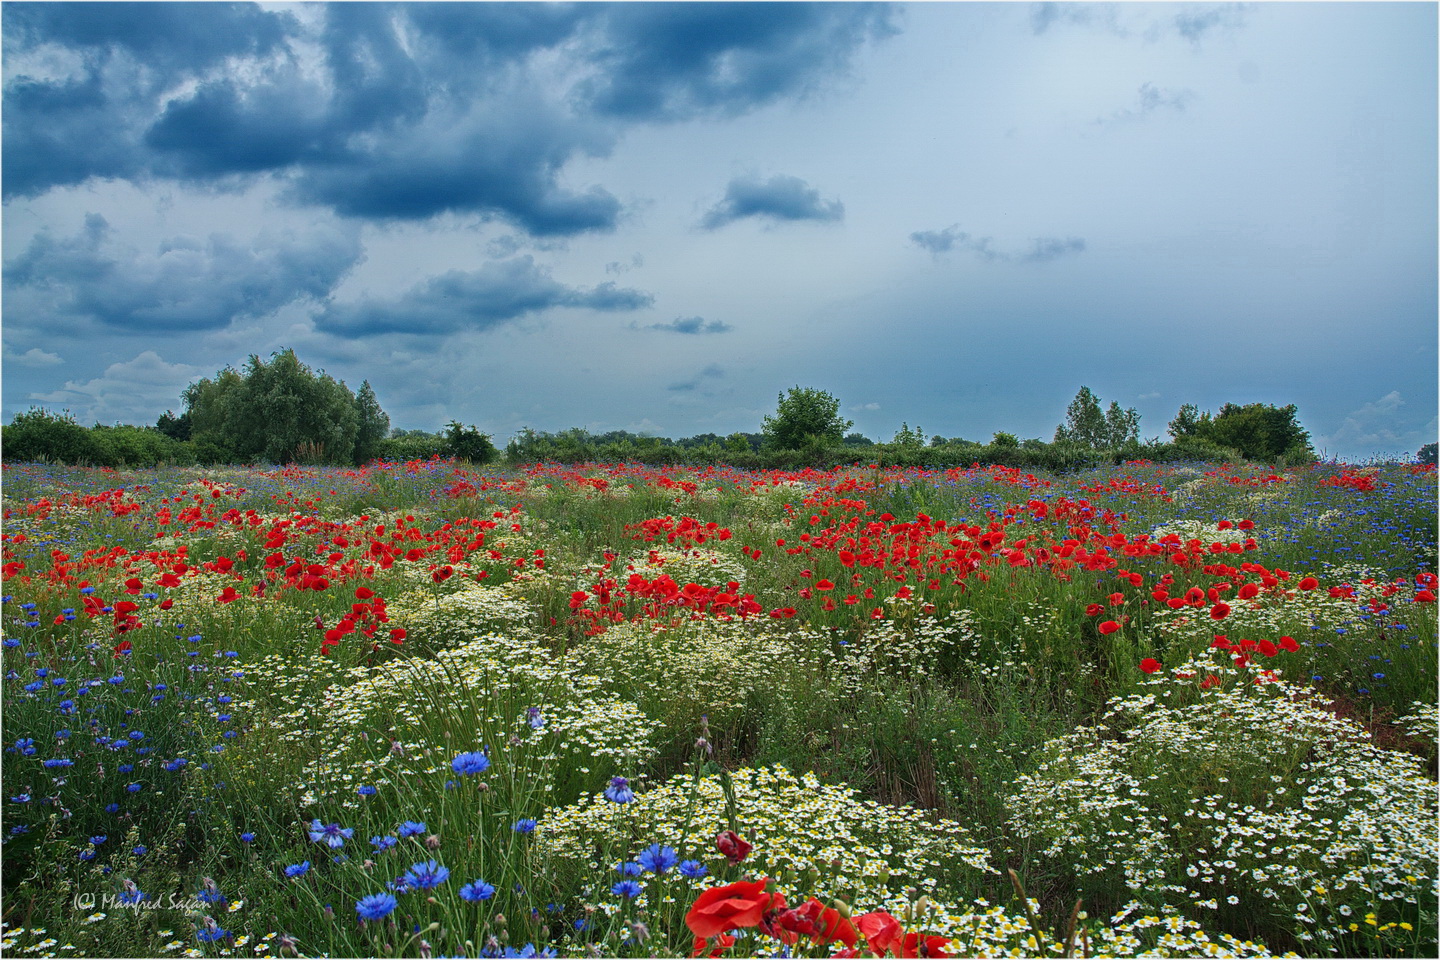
[4,214,362,332]
[909,226,1084,264]
[313,256,653,337]
[700,175,844,229]
[2,2,292,73]
[579,3,897,120]
[3,2,894,236]
[643,316,732,335]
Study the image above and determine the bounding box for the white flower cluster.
[538,764,994,905]
[632,544,748,589]
[387,579,537,649]
[270,631,659,805]
[564,617,816,732]
[1147,519,1251,546]
[1395,700,1438,750]
[828,605,980,689]
[1007,655,1438,947]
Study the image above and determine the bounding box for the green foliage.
[182,349,389,466]
[444,420,498,464]
[352,380,390,464]
[892,422,927,448]
[375,431,447,461]
[154,409,190,440]
[1169,401,1314,463]
[1417,442,1436,466]
[990,431,1019,448]
[1054,387,1140,448]
[2,408,105,464]
[761,386,853,451]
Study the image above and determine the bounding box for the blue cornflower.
[15,739,35,756]
[401,860,449,890]
[526,706,545,730]
[133,845,147,856]
[459,879,497,902]
[638,844,678,874]
[611,880,643,899]
[358,785,378,797]
[197,887,226,904]
[616,861,643,877]
[55,729,70,740]
[196,926,229,943]
[90,835,107,845]
[678,860,708,879]
[603,777,635,803]
[126,783,142,792]
[452,751,490,776]
[240,832,256,843]
[371,835,398,852]
[128,731,145,740]
[43,758,74,768]
[163,758,188,772]
[357,892,398,921]
[309,820,354,848]
[512,818,537,834]
[396,821,427,838]
[285,861,311,878]
[118,888,146,904]
[79,850,95,861]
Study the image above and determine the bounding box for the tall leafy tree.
[182,349,387,465]
[761,387,853,450]
[1055,387,1138,447]
[353,381,390,465]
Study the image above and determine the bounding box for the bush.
[1,408,105,464]
[444,421,498,464]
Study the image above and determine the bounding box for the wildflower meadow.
[1,457,1435,958]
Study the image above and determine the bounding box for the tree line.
[3,349,1427,470]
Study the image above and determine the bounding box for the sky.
[2,1,1436,461]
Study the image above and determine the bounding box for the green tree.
[182,349,385,465]
[1205,402,1313,462]
[1054,387,1139,447]
[1419,442,1438,466]
[891,422,926,448]
[1167,401,1312,461]
[444,421,498,464]
[761,386,853,450]
[1103,401,1140,447]
[1167,403,1212,441]
[990,431,1020,448]
[352,381,390,464]
[2,408,105,464]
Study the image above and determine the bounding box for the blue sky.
[3,1,1435,460]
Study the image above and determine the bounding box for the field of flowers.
[1,456,1435,959]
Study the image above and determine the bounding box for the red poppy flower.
[685,878,776,940]
[1098,620,1121,635]
[1139,657,1162,674]
[1085,603,1103,617]
[814,579,835,591]
[1256,639,1279,657]
[1416,590,1436,603]
[691,935,736,958]
[1209,603,1230,620]
[1298,577,1319,591]
[1278,635,1299,652]
[715,830,752,864]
